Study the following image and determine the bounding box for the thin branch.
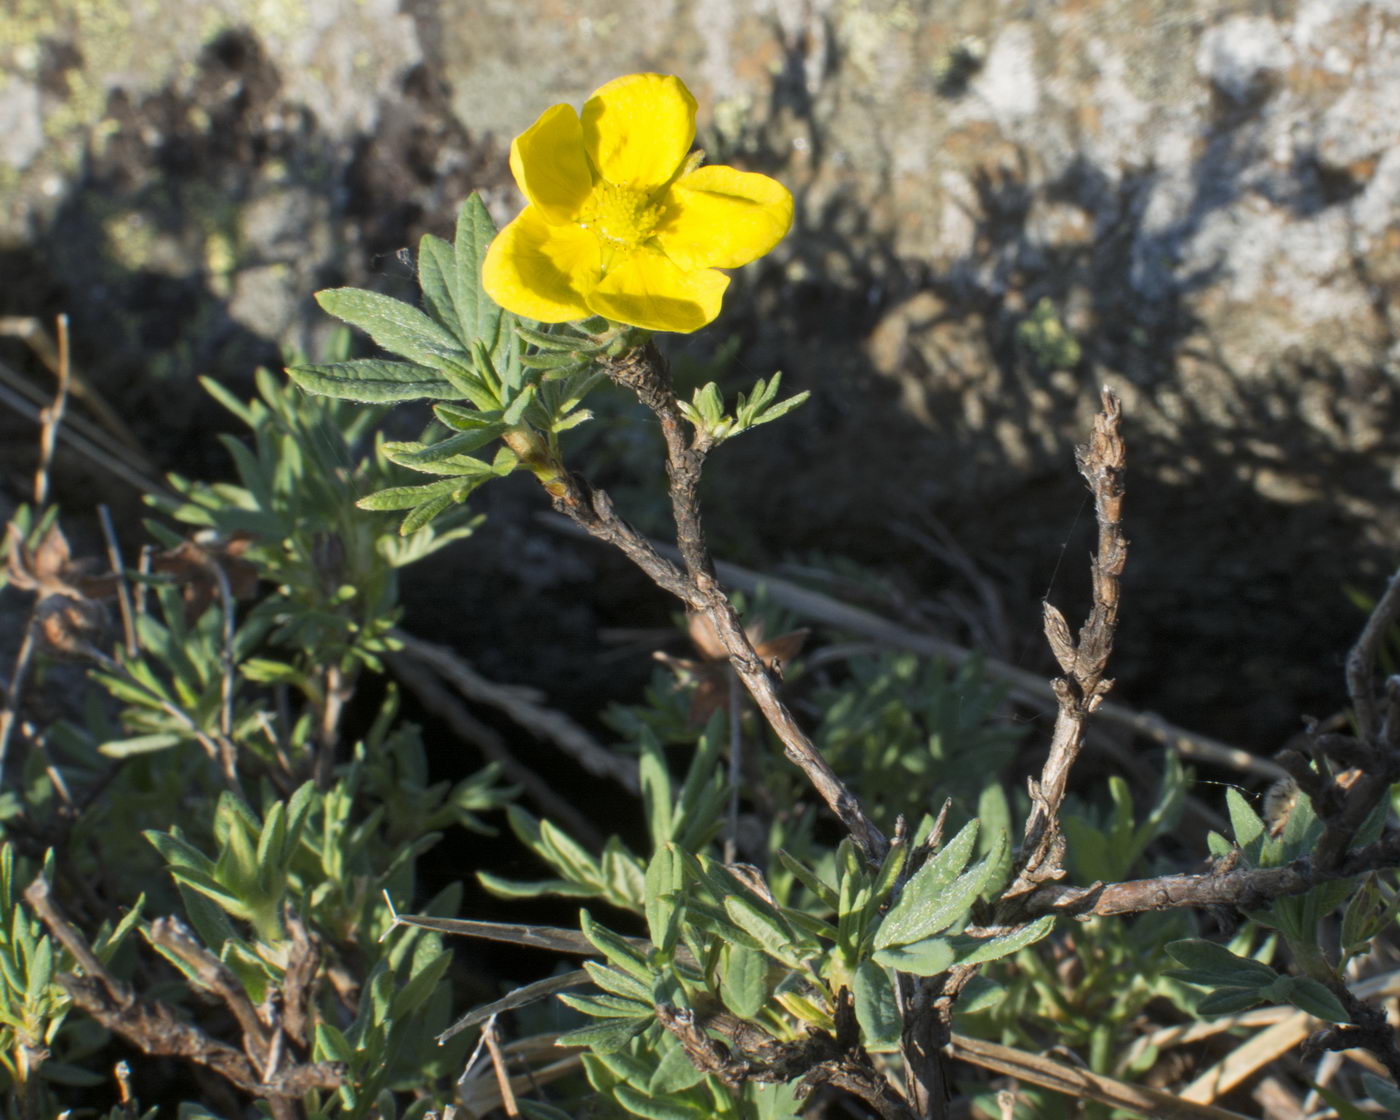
[1345,564,1400,744]
[25,876,339,1103]
[1008,387,1127,897]
[586,342,886,865]
[23,876,131,1007]
[147,917,272,1075]
[1016,827,1400,919]
[0,317,149,460]
[0,616,39,790]
[31,315,71,509]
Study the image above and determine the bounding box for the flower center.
[578,181,663,248]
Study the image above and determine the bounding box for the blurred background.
[1,0,1397,758]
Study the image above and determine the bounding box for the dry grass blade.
[437,970,590,1045]
[948,1033,1254,1119]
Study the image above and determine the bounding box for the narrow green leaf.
[98,732,184,758]
[874,821,985,949]
[957,975,1007,1014]
[383,428,505,465]
[1164,940,1278,987]
[751,391,809,428]
[557,991,653,1020]
[853,960,901,1047]
[316,288,466,366]
[776,850,838,911]
[452,195,504,355]
[556,1016,648,1054]
[648,1041,706,1094]
[580,911,651,984]
[644,845,682,953]
[418,233,462,343]
[719,944,767,1020]
[1195,987,1265,1016]
[288,359,461,403]
[612,1084,710,1120]
[954,915,1055,966]
[583,961,652,1004]
[1225,788,1266,850]
[872,937,955,976]
[400,490,465,535]
[1362,1072,1400,1111]
[1273,975,1348,1023]
[639,733,673,851]
[476,872,601,900]
[389,951,453,1020]
[355,478,463,511]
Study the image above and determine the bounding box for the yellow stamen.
[577,181,663,248]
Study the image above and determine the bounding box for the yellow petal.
[656,165,794,270]
[482,206,599,323]
[510,103,594,224]
[582,74,696,191]
[585,248,729,333]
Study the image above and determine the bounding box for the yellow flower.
[482,73,793,334]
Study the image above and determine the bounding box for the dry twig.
[546,341,885,865]
[1009,388,1127,897]
[24,876,341,1112]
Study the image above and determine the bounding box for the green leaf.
[389,951,452,1020]
[580,912,651,984]
[874,821,987,949]
[649,1041,707,1094]
[452,195,505,357]
[719,944,768,1020]
[1225,787,1266,850]
[954,915,1055,966]
[957,975,1006,1014]
[612,1084,711,1120]
[558,991,653,1019]
[1311,1082,1378,1120]
[418,233,463,344]
[288,359,461,403]
[383,428,506,465]
[476,872,601,900]
[583,961,652,1004]
[316,288,467,367]
[644,845,682,953]
[776,850,839,911]
[400,489,470,535]
[556,1016,649,1054]
[639,733,673,851]
[872,937,955,976]
[1194,987,1266,1016]
[724,896,811,966]
[1164,940,1277,988]
[315,1022,355,1064]
[1362,1073,1400,1111]
[355,478,465,512]
[98,732,184,758]
[853,960,901,1047]
[1271,975,1348,1023]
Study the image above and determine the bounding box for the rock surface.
[1,0,1397,749]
